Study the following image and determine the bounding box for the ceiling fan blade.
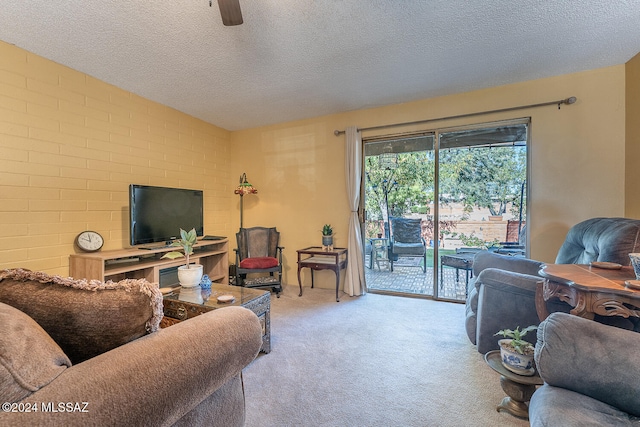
[217,0,243,26]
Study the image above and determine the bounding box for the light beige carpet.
[243,284,530,427]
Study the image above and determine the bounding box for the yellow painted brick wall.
[0,41,232,276]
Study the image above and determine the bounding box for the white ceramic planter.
[178,264,203,288]
[498,339,535,376]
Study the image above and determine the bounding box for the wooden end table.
[536,264,640,326]
[297,246,348,302]
[485,350,542,420]
[161,283,271,353]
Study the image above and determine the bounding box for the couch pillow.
[0,269,164,364]
[0,302,71,402]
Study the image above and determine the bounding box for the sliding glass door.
[436,120,528,301]
[363,119,529,301]
[363,134,436,297]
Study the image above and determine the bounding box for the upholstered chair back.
[236,227,280,260]
[555,217,640,266]
[391,218,422,243]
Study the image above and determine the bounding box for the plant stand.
[484,350,542,419]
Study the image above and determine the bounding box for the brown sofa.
[0,269,262,427]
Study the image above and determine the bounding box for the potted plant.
[161,228,203,288]
[322,224,333,247]
[495,325,537,375]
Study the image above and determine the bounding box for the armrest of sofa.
[535,312,640,417]
[476,267,541,293]
[474,268,543,353]
[472,251,544,278]
[3,306,262,427]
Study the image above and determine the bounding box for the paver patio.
[365,255,468,301]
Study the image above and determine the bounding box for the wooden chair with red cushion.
[234,227,283,297]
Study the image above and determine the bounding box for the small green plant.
[453,232,486,248]
[495,325,537,355]
[161,228,197,268]
[322,224,333,236]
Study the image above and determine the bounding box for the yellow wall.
[0,40,633,286]
[0,41,232,275]
[626,52,640,217]
[232,64,627,289]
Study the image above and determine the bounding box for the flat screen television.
[129,184,204,247]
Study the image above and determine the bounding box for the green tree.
[365,152,434,224]
[440,146,526,216]
[364,144,526,234]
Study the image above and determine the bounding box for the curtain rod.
[333,96,577,136]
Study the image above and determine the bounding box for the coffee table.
[161,283,271,353]
[485,350,542,419]
[536,264,640,324]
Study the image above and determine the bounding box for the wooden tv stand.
[69,238,229,285]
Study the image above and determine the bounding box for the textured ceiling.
[1,1,640,131]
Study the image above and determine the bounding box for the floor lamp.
[234,173,257,229]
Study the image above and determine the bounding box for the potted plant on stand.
[161,228,203,288]
[495,325,537,376]
[322,224,334,250]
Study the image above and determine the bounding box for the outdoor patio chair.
[234,226,284,297]
[389,217,427,273]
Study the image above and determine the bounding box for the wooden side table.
[297,246,348,302]
[536,264,640,324]
[485,350,542,419]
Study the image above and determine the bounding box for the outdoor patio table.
[440,252,475,291]
[368,238,390,270]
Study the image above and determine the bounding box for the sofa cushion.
[391,242,425,255]
[0,268,164,364]
[0,302,71,403]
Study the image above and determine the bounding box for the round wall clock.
[75,231,104,252]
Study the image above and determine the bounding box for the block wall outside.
[0,41,232,276]
[442,221,509,250]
